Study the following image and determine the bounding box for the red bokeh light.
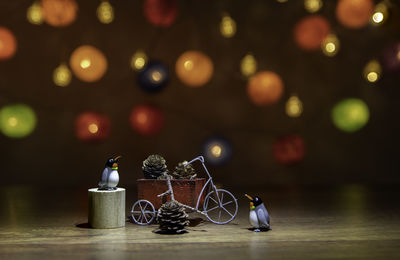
[130,104,165,136]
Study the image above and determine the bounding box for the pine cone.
[155,200,189,234]
[157,172,173,180]
[142,154,168,179]
[171,161,196,179]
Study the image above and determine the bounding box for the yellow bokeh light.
[53,63,72,87]
[97,1,114,24]
[397,51,400,61]
[371,3,388,26]
[80,59,91,69]
[211,145,222,158]
[363,59,381,83]
[240,53,257,77]
[304,0,323,13]
[8,117,18,127]
[151,71,162,82]
[285,95,303,118]
[184,60,194,71]
[220,13,236,38]
[88,123,99,134]
[367,72,378,82]
[130,50,148,71]
[27,2,44,25]
[277,0,288,3]
[321,34,340,57]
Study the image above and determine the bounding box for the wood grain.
[0,185,399,259]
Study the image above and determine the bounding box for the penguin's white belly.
[108,170,119,188]
[249,210,259,228]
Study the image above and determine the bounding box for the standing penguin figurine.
[98,156,122,190]
[245,194,272,232]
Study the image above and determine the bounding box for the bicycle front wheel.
[203,189,238,224]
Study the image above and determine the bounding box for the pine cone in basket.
[142,154,168,179]
[155,200,189,234]
[171,161,196,179]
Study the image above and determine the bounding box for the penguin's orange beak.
[245,194,253,200]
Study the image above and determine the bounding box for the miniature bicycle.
[131,156,238,225]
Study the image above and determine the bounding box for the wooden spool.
[88,188,125,229]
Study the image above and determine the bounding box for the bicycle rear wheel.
[203,189,238,224]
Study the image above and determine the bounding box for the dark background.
[0,0,399,188]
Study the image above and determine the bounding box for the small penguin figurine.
[245,194,271,232]
[98,156,121,190]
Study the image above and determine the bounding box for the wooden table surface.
[0,185,399,259]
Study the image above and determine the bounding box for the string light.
[0,104,37,138]
[332,98,369,133]
[285,95,303,118]
[220,13,236,38]
[363,59,382,83]
[211,145,222,158]
[371,3,388,26]
[53,63,72,87]
[130,50,148,71]
[88,123,99,134]
[97,0,114,24]
[240,53,257,77]
[27,1,43,25]
[304,0,323,13]
[321,34,340,57]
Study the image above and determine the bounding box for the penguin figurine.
[98,156,121,190]
[245,194,271,232]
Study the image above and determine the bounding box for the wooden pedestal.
[88,188,125,229]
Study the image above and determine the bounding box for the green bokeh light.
[0,104,37,138]
[332,98,369,133]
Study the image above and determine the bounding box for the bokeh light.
[273,134,306,165]
[304,0,323,13]
[144,0,178,27]
[286,95,303,118]
[240,53,257,78]
[336,0,374,29]
[27,2,44,25]
[0,27,17,60]
[53,63,72,87]
[0,104,37,138]
[176,50,214,87]
[130,104,165,136]
[130,50,148,71]
[42,0,78,27]
[69,45,108,82]
[97,0,114,24]
[321,33,340,57]
[247,71,284,106]
[371,2,388,26]
[294,15,331,51]
[137,61,169,92]
[202,137,232,166]
[363,60,381,83]
[220,13,236,38]
[75,111,110,142]
[332,98,369,133]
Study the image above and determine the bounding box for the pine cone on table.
[155,200,189,234]
[142,154,168,179]
[171,161,196,179]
